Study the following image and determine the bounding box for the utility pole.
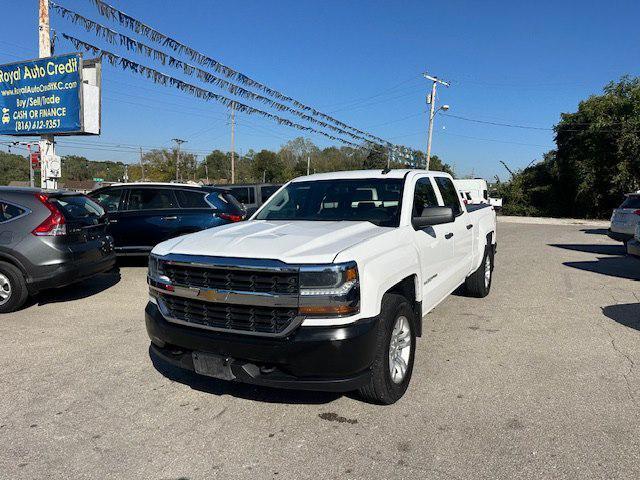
[172,138,186,182]
[423,73,450,171]
[139,147,145,181]
[306,155,310,176]
[204,163,209,184]
[230,102,235,184]
[39,0,56,189]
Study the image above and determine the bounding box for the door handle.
[161,216,178,221]
[109,219,118,223]
[466,224,473,230]
[445,232,454,239]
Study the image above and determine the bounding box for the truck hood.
[152,220,392,264]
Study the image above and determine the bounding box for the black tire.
[464,243,494,298]
[0,261,29,314]
[358,293,416,405]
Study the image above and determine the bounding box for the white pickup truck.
[146,169,497,404]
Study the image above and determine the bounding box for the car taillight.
[32,193,66,236]
[219,213,244,222]
[634,210,640,215]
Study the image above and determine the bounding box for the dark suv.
[89,183,246,255]
[0,187,116,313]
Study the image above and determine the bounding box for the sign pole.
[27,143,34,188]
[39,0,57,189]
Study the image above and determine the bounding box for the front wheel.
[358,294,416,405]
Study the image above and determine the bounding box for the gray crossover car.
[0,187,116,313]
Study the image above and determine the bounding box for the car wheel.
[464,243,494,298]
[0,261,28,314]
[359,293,416,405]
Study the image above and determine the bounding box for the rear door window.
[434,177,462,216]
[621,196,640,209]
[91,188,124,212]
[50,195,105,225]
[127,188,178,210]
[176,190,209,208]
[0,201,27,223]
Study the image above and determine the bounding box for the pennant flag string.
[60,34,361,148]
[83,0,390,146]
[51,3,376,146]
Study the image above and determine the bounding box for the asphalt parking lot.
[1,220,638,479]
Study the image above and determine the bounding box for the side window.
[412,178,439,217]
[0,201,27,223]
[91,188,123,212]
[260,185,280,203]
[176,190,209,208]
[127,188,177,211]
[434,177,462,216]
[229,187,255,205]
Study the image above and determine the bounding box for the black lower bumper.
[145,302,379,392]
[27,254,116,294]
[607,229,633,242]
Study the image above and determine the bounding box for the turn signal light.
[299,305,359,316]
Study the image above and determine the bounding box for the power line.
[441,113,552,130]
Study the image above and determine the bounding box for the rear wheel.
[465,243,494,298]
[359,294,416,405]
[0,262,28,314]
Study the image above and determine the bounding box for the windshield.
[255,178,404,227]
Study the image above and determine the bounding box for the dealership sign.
[0,53,86,135]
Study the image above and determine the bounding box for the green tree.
[0,151,30,185]
[251,150,285,183]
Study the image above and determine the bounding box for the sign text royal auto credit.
[0,53,82,135]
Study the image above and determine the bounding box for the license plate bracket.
[192,352,236,381]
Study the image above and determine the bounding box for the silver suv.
[609,193,640,243]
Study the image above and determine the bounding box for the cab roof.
[290,169,449,183]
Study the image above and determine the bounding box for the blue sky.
[1,0,638,179]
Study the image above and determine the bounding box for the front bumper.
[627,239,640,257]
[607,229,633,242]
[145,301,379,392]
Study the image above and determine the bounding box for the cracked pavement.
[0,220,638,479]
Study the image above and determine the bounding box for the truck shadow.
[149,347,343,405]
[602,303,640,331]
[32,269,121,306]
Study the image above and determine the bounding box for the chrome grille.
[162,263,298,294]
[158,294,298,335]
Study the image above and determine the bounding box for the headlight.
[148,254,173,292]
[148,254,159,279]
[298,262,359,317]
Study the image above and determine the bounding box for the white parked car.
[145,169,497,404]
[627,222,640,257]
[609,192,640,243]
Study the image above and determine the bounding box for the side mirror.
[412,206,454,228]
